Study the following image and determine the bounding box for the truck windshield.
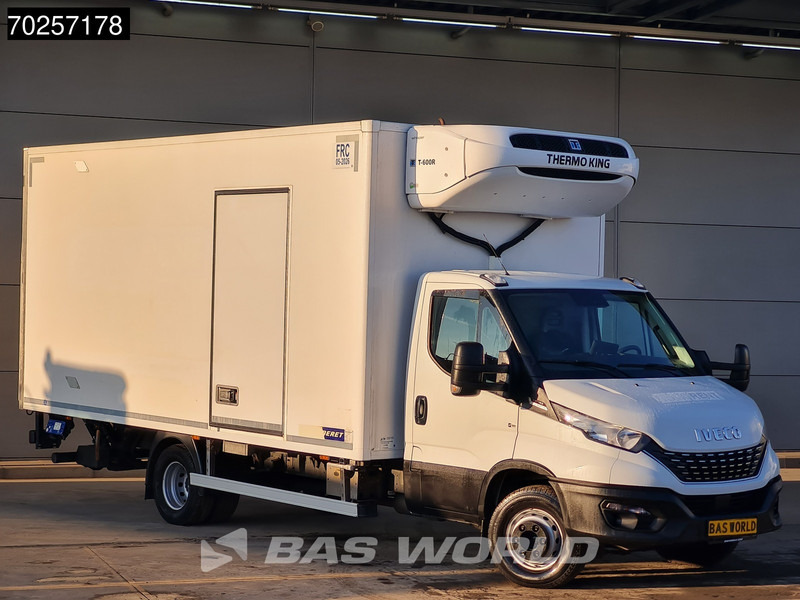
[501,289,701,379]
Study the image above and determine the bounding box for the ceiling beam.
[265,0,800,40]
[638,0,709,24]
[689,0,748,21]
[607,0,652,15]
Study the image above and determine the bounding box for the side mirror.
[450,342,512,397]
[710,343,751,392]
[729,344,751,392]
[451,341,484,397]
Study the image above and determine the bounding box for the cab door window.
[430,291,512,372]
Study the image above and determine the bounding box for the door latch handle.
[414,395,428,425]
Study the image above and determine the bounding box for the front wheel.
[488,485,585,588]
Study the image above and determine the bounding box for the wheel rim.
[504,508,570,576]
[162,460,190,511]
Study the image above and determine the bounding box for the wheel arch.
[479,460,557,534]
[144,433,204,500]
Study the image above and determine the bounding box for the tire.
[153,444,215,526]
[207,491,240,524]
[657,541,739,567]
[488,485,585,588]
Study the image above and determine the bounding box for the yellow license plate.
[708,517,758,538]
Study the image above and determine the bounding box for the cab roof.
[428,270,648,292]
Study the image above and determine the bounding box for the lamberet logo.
[323,427,345,442]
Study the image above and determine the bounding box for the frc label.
[334,135,359,171]
[335,143,353,167]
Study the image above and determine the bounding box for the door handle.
[414,395,428,425]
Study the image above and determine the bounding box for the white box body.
[20,120,612,461]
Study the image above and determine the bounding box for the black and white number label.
[7,7,130,41]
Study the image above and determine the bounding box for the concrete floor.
[0,477,798,600]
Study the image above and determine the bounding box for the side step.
[190,473,377,518]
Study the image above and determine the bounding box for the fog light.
[601,501,664,532]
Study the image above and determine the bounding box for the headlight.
[552,403,647,452]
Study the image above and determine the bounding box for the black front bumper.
[554,476,782,550]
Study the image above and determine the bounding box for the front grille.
[644,438,767,483]
[679,487,769,517]
[510,133,629,158]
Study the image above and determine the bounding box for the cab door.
[406,282,519,519]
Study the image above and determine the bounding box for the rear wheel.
[657,541,739,566]
[208,491,240,523]
[488,485,585,588]
[153,444,214,525]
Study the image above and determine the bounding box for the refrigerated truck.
[19,121,781,587]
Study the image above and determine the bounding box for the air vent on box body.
[510,133,629,158]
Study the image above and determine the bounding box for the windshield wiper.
[538,360,630,378]
[616,362,686,376]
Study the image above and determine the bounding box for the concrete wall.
[1,0,798,454]
[612,42,800,451]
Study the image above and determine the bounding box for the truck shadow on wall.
[37,350,129,466]
[43,350,128,415]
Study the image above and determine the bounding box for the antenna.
[483,235,510,276]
